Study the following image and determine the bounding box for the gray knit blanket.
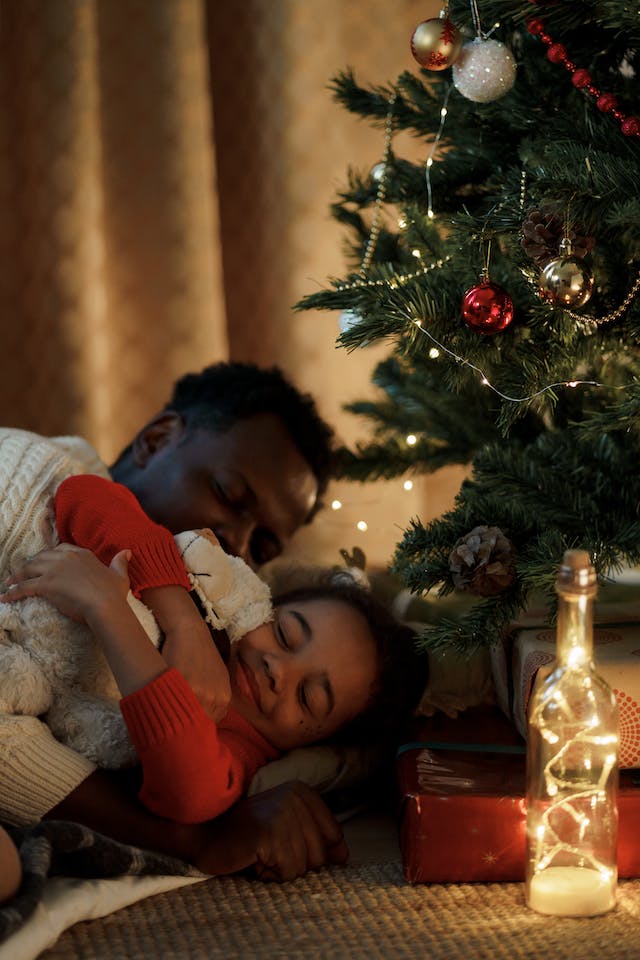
[0,820,198,944]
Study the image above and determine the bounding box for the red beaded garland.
[571,68,591,89]
[597,93,617,112]
[547,43,567,64]
[526,16,639,138]
[622,117,640,137]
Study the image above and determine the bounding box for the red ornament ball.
[461,281,514,335]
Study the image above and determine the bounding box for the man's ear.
[131,411,185,467]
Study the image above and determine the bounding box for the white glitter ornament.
[452,37,516,103]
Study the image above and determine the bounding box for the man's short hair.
[167,363,335,516]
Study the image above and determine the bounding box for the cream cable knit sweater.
[0,428,110,825]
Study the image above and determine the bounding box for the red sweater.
[55,475,190,597]
[120,668,278,823]
[53,474,279,823]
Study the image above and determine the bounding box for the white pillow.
[248,741,385,798]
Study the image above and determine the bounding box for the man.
[0,362,347,880]
[109,362,334,568]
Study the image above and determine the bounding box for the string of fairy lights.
[327,11,640,544]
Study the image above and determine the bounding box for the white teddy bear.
[0,530,273,769]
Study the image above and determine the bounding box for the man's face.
[119,412,318,568]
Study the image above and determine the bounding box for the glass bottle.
[525,549,619,916]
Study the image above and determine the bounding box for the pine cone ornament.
[521,207,595,266]
[449,525,516,597]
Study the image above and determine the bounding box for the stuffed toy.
[0,530,272,769]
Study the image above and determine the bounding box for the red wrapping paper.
[398,707,640,883]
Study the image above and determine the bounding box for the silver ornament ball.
[452,38,517,103]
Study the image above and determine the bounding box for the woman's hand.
[0,544,131,623]
[142,585,231,723]
[2,546,170,698]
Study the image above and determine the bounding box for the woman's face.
[228,597,378,751]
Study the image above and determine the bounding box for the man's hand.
[195,780,349,882]
[142,585,231,723]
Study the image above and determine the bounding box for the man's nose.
[215,518,255,567]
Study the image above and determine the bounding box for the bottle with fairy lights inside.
[525,549,619,917]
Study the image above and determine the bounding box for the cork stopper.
[556,549,597,597]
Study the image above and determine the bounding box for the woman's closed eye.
[298,682,310,712]
[276,620,290,650]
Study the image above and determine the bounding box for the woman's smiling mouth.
[234,655,262,711]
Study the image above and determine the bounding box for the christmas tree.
[299,0,640,654]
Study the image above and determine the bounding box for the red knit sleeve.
[119,669,253,823]
[54,474,190,597]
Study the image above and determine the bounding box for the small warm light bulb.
[427,208,434,219]
[403,480,413,491]
[406,434,417,446]
[356,520,368,532]
[331,499,342,511]
[481,377,490,386]
[567,381,578,388]
[398,216,407,229]
[411,248,421,258]
[440,107,448,118]
[426,157,433,168]
[428,347,440,359]
[413,318,424,328]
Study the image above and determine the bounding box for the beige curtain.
[0,0,464,569]
[0,0,226,461]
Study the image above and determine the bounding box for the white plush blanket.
[0,873,203,960]
[0,820,205,959]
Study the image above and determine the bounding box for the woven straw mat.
[40,861,640,960]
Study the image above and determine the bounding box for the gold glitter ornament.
[539,238,594,308]
[410,11,462,71]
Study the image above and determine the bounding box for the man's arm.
[46,771,349,881]
[0,825,21,904]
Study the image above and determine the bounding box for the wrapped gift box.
[491,602,640,768]
[398,706,640,883]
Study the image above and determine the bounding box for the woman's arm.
[0,547,246,823]
[2,545,169,695]
[54,475,190,594]
[119,668,272,823]
[54,475,231,720]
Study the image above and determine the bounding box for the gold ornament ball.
[410,17,462,71]
[539,254,595,308]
